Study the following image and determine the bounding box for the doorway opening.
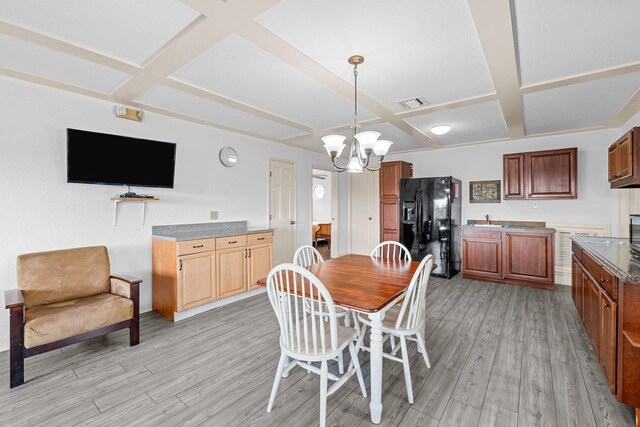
[311,168,338,259]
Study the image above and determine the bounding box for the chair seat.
[357,306,419,335]
[24,293,133,349]
[282,322,357,359]
[306,300,350,317]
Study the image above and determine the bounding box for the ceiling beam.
[521,61,640,94]
[608,88,640,128]
[111,0,282,101]
[467,0,525,138]
[237,22,441,148]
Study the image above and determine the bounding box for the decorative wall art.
[469,180,501,203]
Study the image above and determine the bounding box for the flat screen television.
[67,129,176,189]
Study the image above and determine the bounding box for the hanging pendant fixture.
[321,55,393,172]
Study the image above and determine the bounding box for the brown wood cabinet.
[609,128,640,188]
[152,232,272,321]
[503,147,577,200]
[379,161,412,242]
[462,227,554,289]
[600,289,617,393]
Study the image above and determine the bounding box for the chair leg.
[349,342,368,397]
[319,360,328,427]
[416,332,431,368]
[337,349,345,374]
[400,336,414,404]
[352,312,359,334]
[344,312,351,328]
[267,353,288,412]
[355,323,368,353]
[390,335,396,351]
[9,306,24,388]
[282,355,291,377]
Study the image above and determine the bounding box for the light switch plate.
[210,211,219,220]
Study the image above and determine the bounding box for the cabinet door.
[572,257,583,315]
[600,290,617,393]
[247,244,272,291]
[380,162,402,199]
[462,238,502,279]
[217,247,247,299]
[608,143,620,182]
[504,232,553,284]
[178,252,216,311]
[503,154,525,199]
[586,276,601,353]
[380,200,400,242]
[526,148,577,199]
[618,133,633,180]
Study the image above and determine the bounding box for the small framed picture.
[469,180,501,203]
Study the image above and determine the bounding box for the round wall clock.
[219,147,238,167]
[313,184,325,200]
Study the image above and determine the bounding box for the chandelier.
[321,55,393,173]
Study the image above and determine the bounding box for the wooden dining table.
[257,254,429,424]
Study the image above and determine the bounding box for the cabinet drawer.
[600,266,617,301]
[216,235,247,249]
[177,238,216,256]
[247,232,272,246]
[461,228,502,239]
[572,242,583,262]
[582,251,601,280]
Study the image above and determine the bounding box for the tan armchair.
[4,246,141,388]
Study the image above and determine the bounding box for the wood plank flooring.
[0,276,636,426]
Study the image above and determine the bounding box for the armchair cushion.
[24,293,133,349]
[17,246,111,309]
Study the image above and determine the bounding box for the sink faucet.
[485,214,490,224]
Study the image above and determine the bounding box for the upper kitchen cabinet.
[379,161,412,242]
[609,128,639,188]
[503,147,578,200]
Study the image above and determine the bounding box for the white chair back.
[266,263,338,356]
[371,241,411,261]
[395,255,434,330]
[293,245,324,268]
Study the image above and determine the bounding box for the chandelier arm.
[364,156,385,171]
[331,156,348,172]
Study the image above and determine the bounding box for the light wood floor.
[1,276,636,426]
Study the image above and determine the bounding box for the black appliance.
[400,176,462,278]
[630,215,640,254]
[67,128,177,189]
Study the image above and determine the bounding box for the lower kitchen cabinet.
[178,252,216,311]
[152,232,273,321]
[600,289,617,393]
[462,226,554,289]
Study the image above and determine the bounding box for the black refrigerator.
[399,177,462,278]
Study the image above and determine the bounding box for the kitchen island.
[461,221,555,289]
[571,236,640,421]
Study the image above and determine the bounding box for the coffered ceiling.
[0,0,639,154]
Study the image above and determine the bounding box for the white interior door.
[270,160,296,265]
[349,171,380,255]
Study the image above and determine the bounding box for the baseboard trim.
[173,288,267,322]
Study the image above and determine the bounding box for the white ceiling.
[0,0,639,154]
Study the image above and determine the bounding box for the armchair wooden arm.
[109,274,141,346]
[4,288,25,309]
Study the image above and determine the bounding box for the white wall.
[0,76,337,350]
[312,171,332,222]
[386,128,620,232]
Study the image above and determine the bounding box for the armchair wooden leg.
[9,306,24,388]
[130,282,140,347]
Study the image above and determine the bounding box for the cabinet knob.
[604,303,611,309]
[290,220,296,225]
[229,240,237,244]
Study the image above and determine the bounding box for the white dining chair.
[293,244,351,374]
[266,263,367,427]
[370,241,411,261]
[354,254,434,404]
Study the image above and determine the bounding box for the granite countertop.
[152,221,273,242]
[463,223,555,233]
[571,235,640,283]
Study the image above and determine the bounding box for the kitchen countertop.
[462,223,556,233]
[152,221,273,242]
[571,235,640,283]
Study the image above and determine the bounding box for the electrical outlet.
[210,211,219,220]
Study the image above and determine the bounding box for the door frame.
[268,158,297,264]
[310,165,339,258]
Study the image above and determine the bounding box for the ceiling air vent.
[396,96,430,110]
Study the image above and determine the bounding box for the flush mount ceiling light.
[430,124,452,135]
[321,55,393,173]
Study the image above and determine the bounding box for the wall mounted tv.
[67,129,176,189]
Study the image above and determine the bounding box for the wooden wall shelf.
[111,197,159,226]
